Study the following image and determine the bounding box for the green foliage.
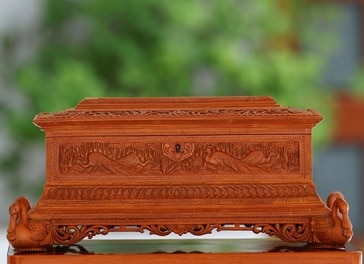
[11,0,332,145]
[17,6,326,107]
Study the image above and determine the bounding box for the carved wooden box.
[7,96,353,251]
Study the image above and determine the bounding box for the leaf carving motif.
[42,184,316,201]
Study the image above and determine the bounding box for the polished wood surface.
[6,96,354,251]
[8,238,362,264]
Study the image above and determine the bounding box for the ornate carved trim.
[41,223,314,246]
[140,224,221,236]
[47,225,109,245]
[251,223,312,243]
[41,184,317,201]
[36,108,318,120]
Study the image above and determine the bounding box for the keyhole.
[175,144,181,153]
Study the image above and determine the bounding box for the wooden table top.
[7,238,363,264]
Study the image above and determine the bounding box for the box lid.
[33,96,323,134]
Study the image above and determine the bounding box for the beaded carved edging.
[41,184,317,201]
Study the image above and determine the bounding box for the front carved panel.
[57,137,303,179]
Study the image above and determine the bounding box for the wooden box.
[7,96,353,251]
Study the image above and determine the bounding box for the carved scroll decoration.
[252,223,312,243]
[58,141,300,176]
[48,225,110,245]
[140,224,221,236]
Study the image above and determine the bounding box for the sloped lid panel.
[33,96,323,132]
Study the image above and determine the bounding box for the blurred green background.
[0,0,363,250]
